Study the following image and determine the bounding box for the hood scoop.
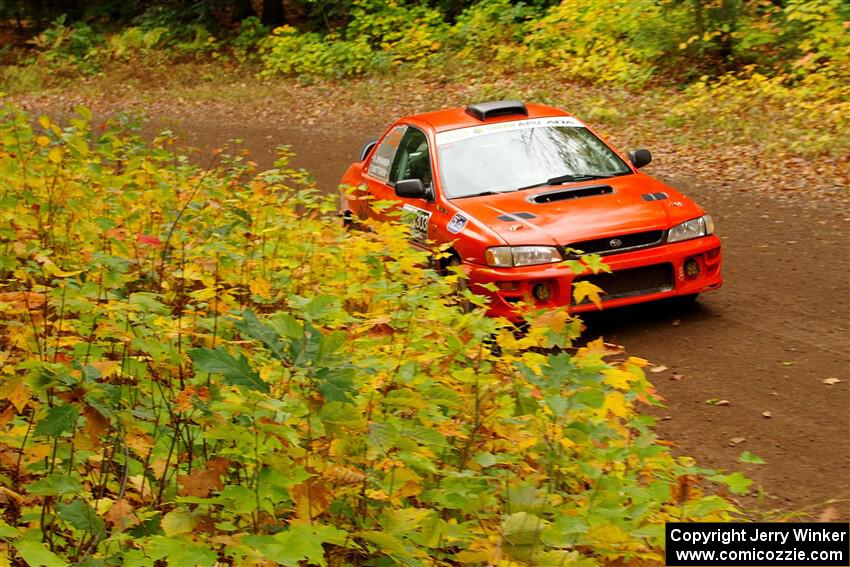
[529,184,613,204]
[641,192,669,201]
[496,212,537,221]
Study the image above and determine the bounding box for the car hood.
[451,173,703,246]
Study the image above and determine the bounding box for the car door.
[361,124,407,222]
[387,126,437,249]
[363,124,437,249]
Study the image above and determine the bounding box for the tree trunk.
[231,0,257,22]
[261,0,285,27]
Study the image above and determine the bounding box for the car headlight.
[667,215,714,243]
[485,246,562,267]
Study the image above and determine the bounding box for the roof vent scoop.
[465,100,528,121]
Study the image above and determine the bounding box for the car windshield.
[435,118,632,199]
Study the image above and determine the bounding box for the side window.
[367,125,406,183]
[389,128,433,187]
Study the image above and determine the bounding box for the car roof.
[408,102,573,133]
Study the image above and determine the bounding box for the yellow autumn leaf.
[627,356,649,367]
[125,429,155,458]
[0,376,30,412]
[161,508,198,536]
[587,524,631,545]
[38,115,51,129]
[572,280,604,309]
[179,264,206,281]
[56,335,82,347]
[24,443,52,464]
[455,550,490,564]
[519,351,547,375]
[35,135,50,147]
[189,287,218,302]
[530,308,570,333]
[48,147,62,163]
[603,368,636,390]
[36,255,82,278]
[90,360,118,377]
[127,475,154,500]
[93,497,115,516]
[45,264,83,278]
[249,277,271,299]
[602,391,629,418]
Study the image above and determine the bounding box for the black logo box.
[666,522,849,566]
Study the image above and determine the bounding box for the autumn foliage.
[0,105,750,566]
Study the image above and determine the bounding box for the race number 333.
[402,204,431,245]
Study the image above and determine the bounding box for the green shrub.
[261,1,448,78]
[0,65,45,94]
[0,105,746,566]
[517,0,690,85]
[447,0,538,60]
[27,16,106,73]
[106,26,170,58]
[232,16,271,62]
[671,66,849,157]
[347,0,448,64]
[261,25,380,78]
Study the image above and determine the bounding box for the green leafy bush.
[261,1,447,77]
[27,16,106,73]
[669,0,849,157]
[0,105,746,565]
[232,17,271,62]
[516,0,687,85]
[446,0,539,60]
[261,25,379,78]
[346,0,448,64]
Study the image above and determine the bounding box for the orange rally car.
[340,100,722,320]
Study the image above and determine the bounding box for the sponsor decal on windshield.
[436,117,583,145]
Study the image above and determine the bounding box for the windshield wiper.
[518,172,615,191]
[455,190,501,199]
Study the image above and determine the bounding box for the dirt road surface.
[16,96,850,519]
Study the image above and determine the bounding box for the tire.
[674,293,699,306]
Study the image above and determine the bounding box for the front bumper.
[466,235,722,320]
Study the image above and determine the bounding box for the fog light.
[684,258,701,278]
[532,283,552,302]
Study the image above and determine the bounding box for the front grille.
[572,263,674,305]
[564,230,664,257]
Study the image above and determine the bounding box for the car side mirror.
[360,139,378,162]
[395,179,431,200]
[629,148,652,169]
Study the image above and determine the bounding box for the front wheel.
[673,293,699,307]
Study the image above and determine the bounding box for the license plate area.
[572,263,674,305]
